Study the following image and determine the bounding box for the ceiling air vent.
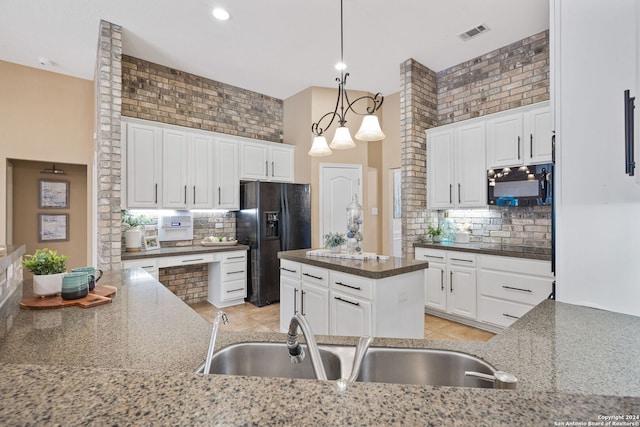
[458,24,490,41]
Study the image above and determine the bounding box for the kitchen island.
[0,245,638,424]
[278,249,428,338]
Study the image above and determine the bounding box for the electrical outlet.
[372,207,378,215]
[215,223,224,229]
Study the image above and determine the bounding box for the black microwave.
[488,164,552,206]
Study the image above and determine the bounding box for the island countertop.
[0,256,638,424]
[277,248,429,279]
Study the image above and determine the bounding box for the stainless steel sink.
[355,347,497,387]
[197,342,500,389]
[196,342,344,380]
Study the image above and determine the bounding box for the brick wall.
[121,56,284,143]
[437,31,549,125]
[95,21,123,270]
[400,59,438,257]
[159,264,208,305]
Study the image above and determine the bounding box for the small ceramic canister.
[61,271,89,300]
[71,267,103,291]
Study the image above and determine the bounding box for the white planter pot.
[125,228,143,252]
[33,272,65,297]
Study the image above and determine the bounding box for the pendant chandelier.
[308,0,385,156]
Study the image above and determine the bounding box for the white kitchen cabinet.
[125,122,162,208]
[487,102,551,169]
[427,121,486,209]
[426,128,455,208]
[330,290,372,337]
[279,260,329,334]
[239,139,294,182]
[122,258,159,280]
[279,259,424,338]
[477,255,553,328]
[191,134,215,209]
[213,137,239,210]
[553,0,640,316]
[162,128,190,209]
[416,247,553,332]
[448,255,477,319]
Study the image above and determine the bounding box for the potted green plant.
[22,248,69,296]
[324,232,346,254]
[427,226,445,243]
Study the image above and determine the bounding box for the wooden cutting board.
[20,285,117,310]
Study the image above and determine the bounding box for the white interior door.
[319,164,362,245]
[389,168,402,257]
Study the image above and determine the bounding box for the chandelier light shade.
[330,126,356,149]
[355,115,385,141]
[309,0,385,156]
[308,136,333,156]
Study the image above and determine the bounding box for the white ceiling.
[0,0,549,100]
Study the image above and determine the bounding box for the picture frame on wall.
[38,213,69,242]
[144,235,160,251]
[39,179,69,208]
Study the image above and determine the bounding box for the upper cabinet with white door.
[125,122,162,209]
[213,136,239,210]
[427,120,487,209]
[487,101,551,168]
[239,139,294,182]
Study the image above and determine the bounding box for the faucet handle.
[464,370,517,389]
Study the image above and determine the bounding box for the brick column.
[399,59,437,257]
[95,20,123,270]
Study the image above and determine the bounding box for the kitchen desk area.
[0,245,638,425]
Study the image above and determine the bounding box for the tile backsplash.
[427,206,551,247]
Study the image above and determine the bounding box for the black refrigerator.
[237,181,311,307]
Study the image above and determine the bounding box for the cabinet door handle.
[193,186,196,204]
[517,136,521,159]
[501,285,532,293]
[502,313,520,320]
[226,270,244,275]
[182,258,204,263]
[280,267,296,273]
[530,134,533,158]
[424,255,444,260]
[226,288,244,293]
[265,161,269,177]
[218,186,221,204]
[303,272,323,281]
[301,290,306,315]
[184,185,187,204]
[449,184,452,204]
[227,256,245,260]
[271,161,275,177]
[440,269,444,291]
[458,183,461,204]
[155,183,158,204]
[450,271,453,292]
[293,288,298,314]
[624,89,636,176]
[334,296,360,306]
[450,258,473,263]
[335,281,361,291]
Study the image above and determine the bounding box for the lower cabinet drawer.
[330,271,373,300]
[157,253,215,268]
[222,261,246,282]
[221,279,246,301]
[478,295,534,328]
[478,270,551,306]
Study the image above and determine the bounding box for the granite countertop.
[0,250,639,424]
[121,243,249,260]
[278,249,428,279]
[415,241,552,261]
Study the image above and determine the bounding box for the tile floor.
[189,301,495,342]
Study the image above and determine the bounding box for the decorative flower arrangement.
[324,232,347,248]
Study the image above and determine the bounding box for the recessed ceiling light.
[212,8,230,21]
[335,62,347,71]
